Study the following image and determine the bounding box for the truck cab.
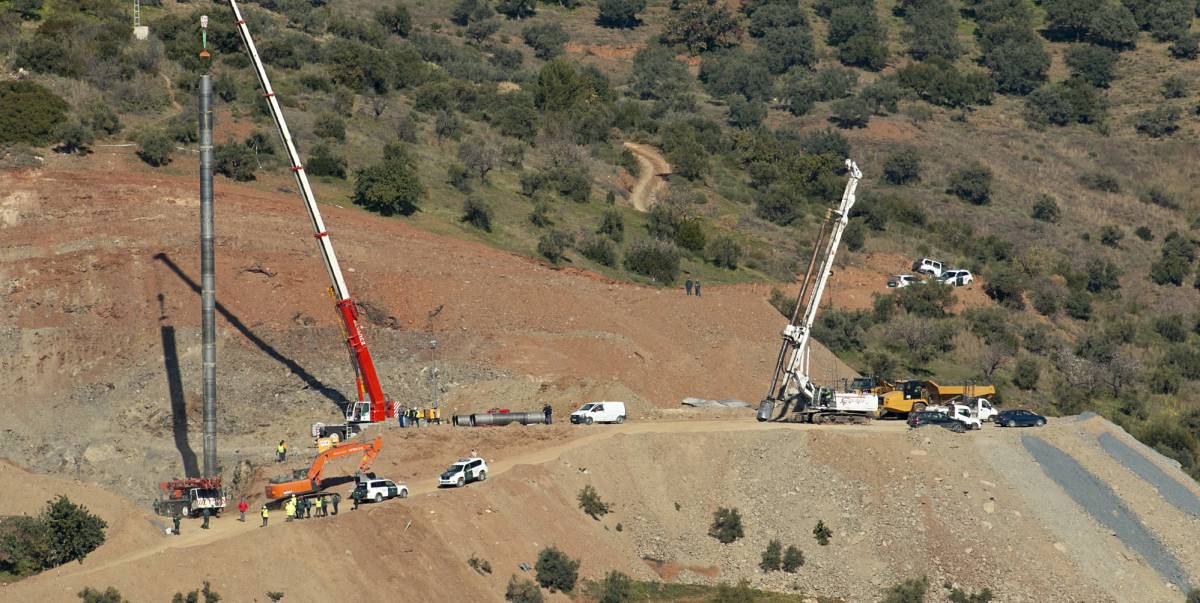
[929,403,983,430]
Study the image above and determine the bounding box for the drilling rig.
[756,160,879,424]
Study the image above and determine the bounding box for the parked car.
[439,457,488,487]
[887,274,919,288]
[570,401,627,424]
[351,477,408,504]
[940,269,974,286]
[907,410,967,433]
[912,258,945,277]
[996,409,1046,427]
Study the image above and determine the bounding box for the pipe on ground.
[458,412,548,427]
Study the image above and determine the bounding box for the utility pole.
[199,15,218,479]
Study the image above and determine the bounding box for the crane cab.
[346,401,371,423]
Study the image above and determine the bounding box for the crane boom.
[758,160,867,422]
[225,0,392,424]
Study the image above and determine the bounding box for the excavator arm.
[266,437,383,500]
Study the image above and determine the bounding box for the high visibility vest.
[315,498,322,508]
[261,507,269,518]
[285,502,295,516]
[277,444,285,454]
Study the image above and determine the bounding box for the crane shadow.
[153,253,350,413]
[161,321,200,478]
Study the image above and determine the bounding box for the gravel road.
[1097,432,1200,519]
[1022,435,1191,590]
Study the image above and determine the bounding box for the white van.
[570,401,627,424]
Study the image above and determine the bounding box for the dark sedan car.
[996,409,1046,427]
[907,410,967,433]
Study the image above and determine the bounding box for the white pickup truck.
[929,397,997,430]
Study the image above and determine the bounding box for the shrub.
[353,147,424,215]
[1,496,107,577]
[135,130,174,167]
[214,140,257,182]
[598,209,624,242]
[1013,357,1040,390]
[597,0,646,28]
[661,0,743,52]
[458,136,499,182]
[308,144,347,179]
[727,95,766,129]
[1161,75,1187,99]
[895,60,995,108]
[831,97,871,128]
[496,0,536,19]
[460,197,493,232]
[782,545,804,572]
[813,520,832,545]
[1080,170,1120,192]
[978,23,1049,94]
[313,113,346,142]
[948,163,993,205]
[537,229,573,263]
[529,200,554,228]
[1030,286,1059,316]
[523,22,568,60]
[1150,231,1197,286]
[1140,186,1178,209]
[0,80,68,145]
[760,539,783,571]
[577,485,611,519]
[579,235,618,267]
[1100,225,1124,247]
[1135,106,1180,138]
[468,554,493,575]
[596,570,633,603]
[448,163,472,192]
[377,3,413,36]
[1065,44,1118,87]
[707,235,742,269]
[1031,194,1060,222]
[1188,588,1200,603]
[883,152,921,185]
[83,102,122,136]
[535,546,580,593]
[1064,289,1093,320]
[77,587,129,603]
[624,239,681,284]
[882,576,929,603]
[709,507,744,544]
[505,575,544,603]
[984,266,1026,310]
[1135,226,1153,241]
[1169,34,1199,59]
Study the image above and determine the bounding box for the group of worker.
[398,404,441,427]
[277,492,341,524]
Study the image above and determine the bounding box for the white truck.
[439,457,488,487]
[570,401,627,424]
[929,397,997,430]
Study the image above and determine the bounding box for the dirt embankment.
[4,417,1198,603]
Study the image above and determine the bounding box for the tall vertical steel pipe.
[199,74,217,479]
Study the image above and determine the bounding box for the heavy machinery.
[879,380,995,416]
[224,0,395,429]
[153,477,226,518]
[266,437,383,500]
[757,160,878,424]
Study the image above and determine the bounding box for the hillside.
[3,0,1199,478]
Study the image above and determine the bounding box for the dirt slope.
[0,155,853,500]
[4,417,1197,603]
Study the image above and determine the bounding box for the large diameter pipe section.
[199,74,218,479]
[466,412,548,426]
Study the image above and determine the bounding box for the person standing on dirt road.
[260,505,269,527]
[172,510,181,536]
[286,496,296,522]
[332,492,341,515]
[201,507,211,530]
[543,403,553,424]
[694,280,701,297]
[277,440,287,463]
[314,496,323,517]
[685,279,693,295]
[238,498,248,522]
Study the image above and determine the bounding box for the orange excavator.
[266,437,382,500]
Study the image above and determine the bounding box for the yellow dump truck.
[879,380,995,416]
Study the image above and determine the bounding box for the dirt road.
[623,141,670,211]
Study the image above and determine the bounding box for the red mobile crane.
[225,0,394,426]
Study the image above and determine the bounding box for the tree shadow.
[153,253,350,414]
[161,317,200,478]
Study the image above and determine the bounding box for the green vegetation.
[578,485,611,519]
[77,587,128,603]
[505,575,544,603]
[170,582,221,603]
[1,496,107,577]
[813,520,832,545]
[0,81,67,144]
[708,507,744,544]
[534,546,580,593]
[881,576,928,603]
